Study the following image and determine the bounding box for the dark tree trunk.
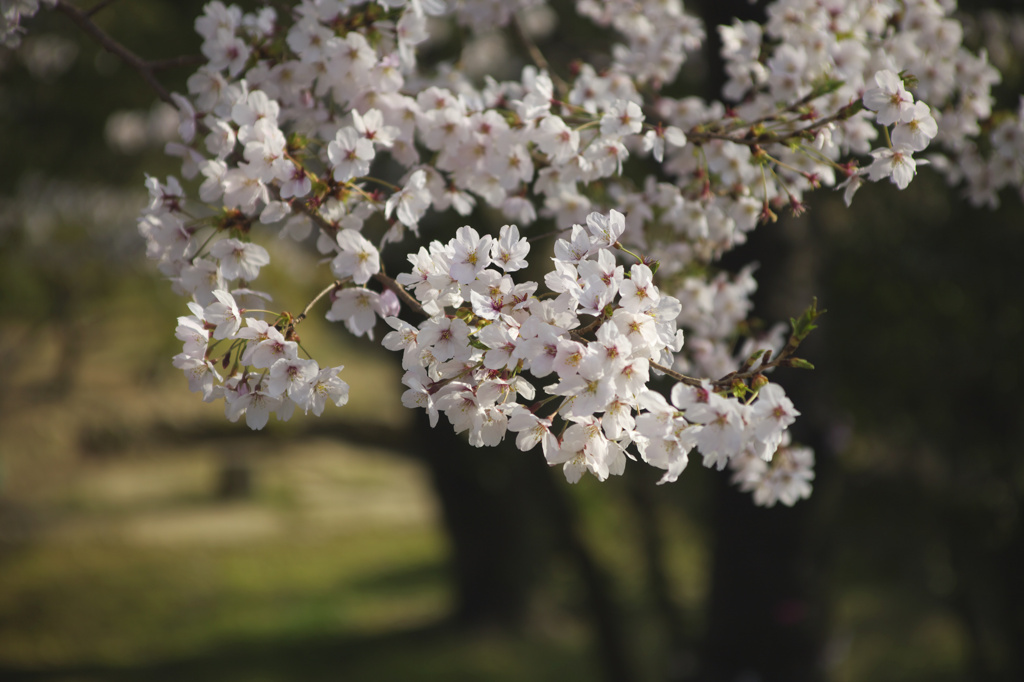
[529,456,635,682]
[413,408,544,627]
[413,408,636,681]
[685,1,829,680]
[701,480,824,682]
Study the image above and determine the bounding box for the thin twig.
[148,54,207,71]
[649,361,705,388]
[85,0,118,17]
[651,329,805,393]
[293,200,337,236]
[725,88,824,131]
[54,0,203,107]
[279,199,430,319]
[526,225,573,243]
[510,13,569,98]
[293,280,345,325]
[688,99,858,149]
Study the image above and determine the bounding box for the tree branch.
[510,13,568,98]
[53,0,203,107]
[148,54,207,71]
[373,272,429,320]
[288,198,430,321]
[649,361,705,388]
[293,279,346,325]
[85,0,118,17]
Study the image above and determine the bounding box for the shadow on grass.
[347,562,448,595]
[0,617,587,682]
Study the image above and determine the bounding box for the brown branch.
[293,199,338,236]
[293,279,345,325]
[649,361,705,388]
[651,323,810,394]
[54,0,204,107]
[652,357,766,392]
[289,199,429,320]
[725,87,826,132]
[373,272,429,320]
[782,103,859,140]
[85,0,118,17]
[688,97,861,149]
[573,314,607,339]
[148,54,207,71]
[510,13,569,98]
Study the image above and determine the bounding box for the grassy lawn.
[0,278,594,681]
[0,244,987,682]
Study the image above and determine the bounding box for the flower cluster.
[380,209,807,492]
[172,290,351,430]
[861,69,938,191]
[21,0,1022,505]
[714,0,1022,208]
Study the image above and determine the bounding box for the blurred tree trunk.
[690,1,831,677]
[998,520,1024,679]
[696,216,833,682]
[628,474,694,682]
[413,408,544,627]
[384,240,549,629]
[412,408,635,681]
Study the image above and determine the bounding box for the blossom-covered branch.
[13,0,1023,507]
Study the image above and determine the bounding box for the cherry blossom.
[333,229,380,285]
[866,146,921,190]
[38,0,1015,505]
[864,69,916,126]
[328,127,375,182]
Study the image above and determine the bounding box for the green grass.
[0,531,446,665]
[0,271,600,681]
[0,267,985,682]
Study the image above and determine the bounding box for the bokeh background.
[1,2,1023,681]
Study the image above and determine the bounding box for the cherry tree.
[6,0,1022,511]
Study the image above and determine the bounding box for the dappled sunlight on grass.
[0,272,459,677]
[0,252,604,681]
[0,532,448,669]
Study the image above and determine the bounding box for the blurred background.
[1,1,1022,681]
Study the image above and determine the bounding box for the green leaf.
[789,297,826,342]
[287,132,310,153]
[783,357,816,370]
[809,76,845,99]
[839,100,866,120]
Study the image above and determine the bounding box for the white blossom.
[118,0,1024,500]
